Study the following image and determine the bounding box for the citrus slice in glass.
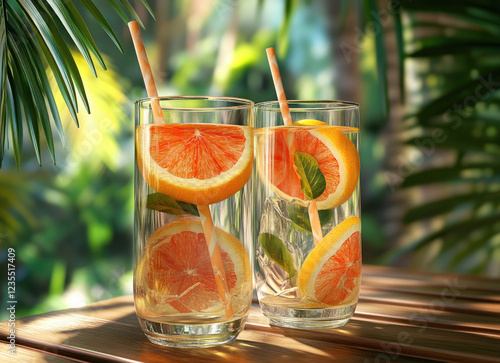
[297,216,361,306]
[292,119,328,126]
[135,219,251,316]
[256,124,359,209]
[136,124,253,205]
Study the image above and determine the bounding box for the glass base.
[138,316,247,348]
[260,301,357,329]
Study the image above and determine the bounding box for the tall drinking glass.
[134,96,254,347]
[254,100,361,329]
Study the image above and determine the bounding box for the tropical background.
[1,0,499,320]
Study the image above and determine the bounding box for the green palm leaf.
[0,0,152,167]
[410,38,500,58]
[47,0,102,74]
[6,78,22,168]
[366,0,389,117]
[401,162,500,187]
[392,1,405,103]
[0,1,7,166]
[390,212,500,263]
[403,192,500,224]
[447,232,493,271]
[268,0,500,273]
[392,1,500,273]
[406,68,500,122]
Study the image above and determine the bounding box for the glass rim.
[135,95,254,111]
[255,99,359,111]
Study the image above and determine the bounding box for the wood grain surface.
[1,266,499,362]
[0,342,84,362]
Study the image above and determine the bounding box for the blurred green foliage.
[0,0,391,320]
[1,50,134,319]
[0,0,153,167]
[388,1,500,274]
[3,0,499,321]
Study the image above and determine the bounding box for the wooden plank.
[361,283,500,303]
[79,296,500,356]
[2,264,499,363]
[0,342,84,362]
[354,303,500,338]
[0,313,421,363]
[359,292,500,318]
[0,299,428,363]
[362,265,500,293]
[75,296,500,337]
[244,308,500,363]
[361,269,500,304]
[2,296,499,362]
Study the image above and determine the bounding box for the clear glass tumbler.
[134,96,254,347]
[253,100,361,329]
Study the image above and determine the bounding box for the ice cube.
[256,197,314,295]
[258,197,291,239]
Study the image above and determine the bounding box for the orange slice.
[298,216,361,306]
[136,124,253,205]
[135,219,251,315]
[293,119,328,126]
[256,125,359,209]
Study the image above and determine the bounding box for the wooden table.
[2,265,500,362]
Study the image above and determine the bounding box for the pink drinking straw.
[266,47,323,245]
[266,48,292,126]
[198,205,233,317]
[129,21,234,318]
[129,22,164,125]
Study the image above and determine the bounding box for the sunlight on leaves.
[50,52,129,173]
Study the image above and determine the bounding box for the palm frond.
[403,192,500,224]
[392,1,405,103]
[0,0,8,166]
[392,212,500,264]
[0,0,152,168]
[366,0,389,117]
[401,162,500,188]
[394,2,500,273]
[52,52,129,173]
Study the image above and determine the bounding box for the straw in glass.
[129,21,234,318]
[266,47,323,246]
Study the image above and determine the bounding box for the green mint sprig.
[146,193,199,216]
[259,233,297,278]
[293,151,326,200]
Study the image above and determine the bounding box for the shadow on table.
[49,311,353,362]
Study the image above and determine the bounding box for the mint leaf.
[293,151,326,200]
[146,193,199,216]
[287,204,312,233]
[287,204,334,233]
[259,233,297,277]
[319,208,334,226]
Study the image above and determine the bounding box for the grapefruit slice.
[298,216,361,306]
[256,125,359,210]
[293,119,328,126]
[135,219,251,315]
[136,124,253,206]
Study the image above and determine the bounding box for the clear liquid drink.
[254,101,361,329]
[134,96,254,347]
